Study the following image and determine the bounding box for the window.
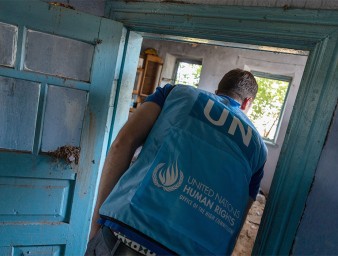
[173,59,202,87]
[248,71,292,143]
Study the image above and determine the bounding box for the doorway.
[125,36,308,255]
[107,2,338,254]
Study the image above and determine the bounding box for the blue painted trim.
[141,33,309,56]
[105,2,338,255]
[256,36,338,255]
[107,29,129,149]
[0,68,91,91]
[65,17,125,256]
[0,153,76,180]
[0,1,101,43]
[252,71,293,82]
[109,3,338,26]
[106,30,143,148]
[108,2,338,50]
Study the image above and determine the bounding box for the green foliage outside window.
[248,75,290,141]
[175,62,202,87]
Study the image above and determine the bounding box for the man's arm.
[241,165,264,230]
[89,102,161,239]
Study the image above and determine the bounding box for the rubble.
[232,193,266,255]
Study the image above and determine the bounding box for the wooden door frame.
[106,2,338,254]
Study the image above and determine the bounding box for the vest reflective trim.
[100,86,266,255]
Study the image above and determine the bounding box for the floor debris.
[232,193,266,256]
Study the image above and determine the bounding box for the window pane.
[41,85,87,152]
[24,30,94,81]
[175,62,202,87]
[0,22,18,68]
[248,76,290,141]
[0,76,40,152]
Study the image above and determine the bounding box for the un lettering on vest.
[190,93,255,158]
[203,99,252,146]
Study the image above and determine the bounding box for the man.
[86,68,267,255]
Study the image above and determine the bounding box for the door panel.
[0,22,17,68]
[0,177,73,222]
[0,77,40,151]
[41,86,87,152]
[0,1,125,255]
[24,30,95,81]
[13,245,64,256]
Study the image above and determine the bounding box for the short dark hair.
[217,69,258,101]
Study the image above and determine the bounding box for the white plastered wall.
[141,39,307,194]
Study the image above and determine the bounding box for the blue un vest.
[100,85,267,255]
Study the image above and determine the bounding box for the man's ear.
[240,97,253,112]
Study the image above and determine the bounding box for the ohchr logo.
[152,161,184,192]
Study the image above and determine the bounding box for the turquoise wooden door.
[0,1,125,255]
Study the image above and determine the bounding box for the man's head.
[216,69,258,114]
